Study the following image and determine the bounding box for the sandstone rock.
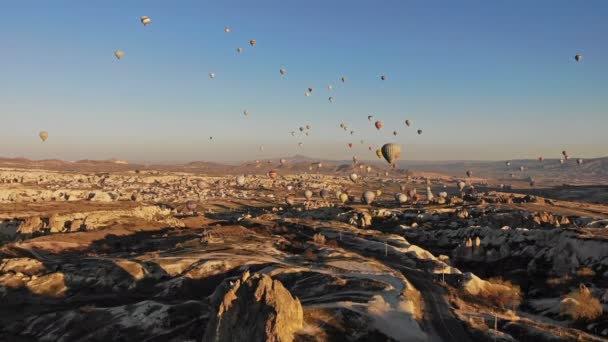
[203,273,303,342]
[16,217,43,235]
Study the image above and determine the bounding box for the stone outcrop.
[203,272,304,342]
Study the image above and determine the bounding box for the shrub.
[484,278,522,309]
[575,267,595,278]
[560,285,603,321]
[313,233,326,244]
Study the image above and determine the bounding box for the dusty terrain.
[1,161,608,341]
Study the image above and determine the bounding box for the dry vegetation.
[483,278,523,310]
[560,285,603,321]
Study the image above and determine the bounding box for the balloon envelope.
[39,131,48,142]
[381,143,401,165]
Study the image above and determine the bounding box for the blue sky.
[1,0,606,162]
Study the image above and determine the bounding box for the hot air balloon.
[280,68,286,77]
[348,143,353,148]
[299,127,304,132]
[405,120,412,127]
[250,39,256,47]
[366,166,372,173]
[352,156,358,164]
[560,159,565,164]
[376,149,382,159]
[328,96,334,103]
[237,47,243,54]
[268,170,278,179]
[185,200,198,212]
[209,72,216,79]
[308,87,313,93]
[506,161,511,167]
[368,115,374,122]
[381,143,401,165]
[575,54,582,62]
[341,76,347,83]
[466,170,472,177]
[328,85,333,91]
[439,192,448,199]
[350,130,355,135]
[320,189,330,199]
[140,16,151,26]
[375,121,383,130]
[236,175,246,186]
[349,173,358,183]
[519,166,525,172]
[197,180,207,190]
[209,136,214,140]
[243,110,249,117]
[305,92,310,97]
[538,157,544,162]
[224,26,231,33]
[457,181,466,191]
[114,50,124,59]
[280,158,286,165]
[362,191,376,205]
[395,193,408,204]
[304,190,313,200]
[577,158,583,165]
[298,142,303,148]
[285,194,296,206]
[317,162,323,168]
[339,193,349,204]
[393,131,397,136]
[562,150,567,156]
[39,131,48,142]
[417,129,423,135]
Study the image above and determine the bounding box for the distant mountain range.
[1,156,606,184]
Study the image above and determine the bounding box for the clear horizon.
[1,0,607,162]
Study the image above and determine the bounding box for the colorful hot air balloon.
[250,39,256,47]
[236,175,246,186]
[538,157,544,162]
[405,120,412,127]
[268,170,278,179]
[393,131,397,136]
[237,47,243,54]
[328,96,334,103]
[417,129,423,135]
[368,115,374,122]
[39,131,48,142]
[395,193,408,204]
[209,72,216,79]
[375,121,383,130]
[304,190,313,200]
[381,143,401,165]
[280,68,286,77]
[243,109,249,117]
[285,194,296,206]
[320,189,330,200]
[328,85,333,91]
[457,181,466,191]
[362,191,376,205]
[380,75,386,81]
[575,54,582,62]
[349,173,358,183]
[348,143,353,148]
[224,26,231,33]
[140,16,151,26]
[339,193,349,203]
[577,158,583,165]
[341,76,347,83]
[466,170,472,177]
[376,149,382,159]
[114,50,124,59]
